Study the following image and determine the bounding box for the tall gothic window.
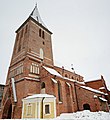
[42,31,45,39]
[39,29,45,39]
[39,29,41,37]
[41,82,45,89]
[58,81,62,102]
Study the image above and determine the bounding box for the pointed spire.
[30,4,47,28]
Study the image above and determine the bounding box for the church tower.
[1,4,54,119]
[12,4,53,67]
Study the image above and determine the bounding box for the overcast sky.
[0,0,110,89]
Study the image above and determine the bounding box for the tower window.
[39,29,45,39]
[43,41,45,45]
[30,63,39,74]
[39,29,41,37]
[42,31,45,39]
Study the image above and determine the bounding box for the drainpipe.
[12,104,16,119]
[11,78,17,119]
[41,97,45,119]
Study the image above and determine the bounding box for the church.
[0,4,110,119]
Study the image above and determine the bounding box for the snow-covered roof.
[24,94,55,99]
[99,87,105,90]
[94,95,98,98]
[43,66,62,77]
[51,78,57,83]
[85,79,101,83]
[63,77,85,85]
[43,66,85,85]
[66,82,71,87]
[99,97,107,102]
[81,86,105,95]
[30,4,47,28]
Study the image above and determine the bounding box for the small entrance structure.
[22,94,56,119]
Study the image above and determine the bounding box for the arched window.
[83,104,91,110]
[40,48,44,60]
[41,82,45,94]
[58,81,62,102]
[41,82,45,89]
[43,41,45,45]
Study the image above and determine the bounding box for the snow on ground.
[52,110,110,120]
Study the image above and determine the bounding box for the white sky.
[0,0,110,89]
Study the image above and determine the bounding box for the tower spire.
[35,2,37,7]
[30,4,47,28]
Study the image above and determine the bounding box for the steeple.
[30,4,47,28]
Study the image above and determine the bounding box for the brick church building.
[0,4,110,119]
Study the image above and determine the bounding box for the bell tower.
[1,4,54,119]
[11,4,54,66]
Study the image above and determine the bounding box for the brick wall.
[75,84,109,112]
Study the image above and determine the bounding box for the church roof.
[24,94,55,99]
[43,66,62,77]
[81,86,105,95]
[30,4,47,28]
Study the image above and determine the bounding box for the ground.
[51,110,110,120]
